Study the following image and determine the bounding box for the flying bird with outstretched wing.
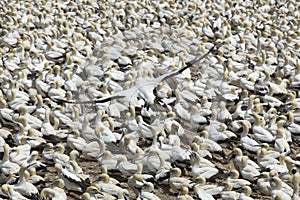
[53,44,217,105]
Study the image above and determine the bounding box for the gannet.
[67,130,87,151]
[220,182,240,200]
[96,174,130,198]
[226,170,251,189]
[257,147,280,169]
[193,175,222,196]
[28,167,45,185]
[53,143,70,169]
[1,144,20,176]
[275,128,290,155]
[270,176,292,200]
[169,168,193,194]
[128,173,145,196]
[177,186,194,200]
[252,113,275,143]
[82,138,106,160]
[291,167,300,200]
[190,151,219,179]
[12,166,39,199]
[231,148,260,172]
[136,181,160,200]
[240,121,260,153]
[55,163,86,193]
[239,156,260,182]
[239,186,255,200]
[40,179,67,200]
[115,155,138,177]
[193,133,222,153]
[1,184,29,200]
[286,111,300,135]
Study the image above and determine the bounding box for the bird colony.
[0,0,300,199]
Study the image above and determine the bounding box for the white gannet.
[193,133,222,153]
[291,167,300,200]
[12,166,39,198]
[25,129,46,148]
[243,95,256,124]
[25,150,46,169]
[219,123,237,139]
[144,129,170,161]
[145,148,172,173]
[239,186,254,200]
[55,163,85,193]
[193,184,215,200]
[0,97,16,126]
[128,174,147,197]
[81,115,96,143]
[190,103,209,126]
[52,105,72,125]
[193,175,222,196]
[53,143,70,169]
[136,181,160,200]
[1,184,30,200]
[164,112,185,136]
[153,149,172,182]
[190,151,219,180]
[277,119,292,143]
[239,156,260,182]
[82,186,101,200]
[28,167,45,185]
[96,174,130,198]
[95,125,118,144]
[252,113,275,143]
[42,143,54,161]
[256,172,271,196]
[231,148,260,172]
[227,170,251,189]
[274,128,290,155]
[190,142,212,159]
[217,101,232,123]
[257,147,280,169]
[240,121,260,153]
[266,113,278,135]
[266,153,289,174]
[34,70,51,96]
[9,143,30,166]
[40,179,67,200]
[98,150,120,171]
[67,130,87,151]
[41,107,56,137]
[70,160,90,182]
[136,115,155,139]
[47,81,66,100]
[1,144,20,176]
[270,176,292,200]
[220,182,240,200]
[177,186,194,200]
[286,111,300,135]
[115,155,138,177]
[269,171,293,196]
[169,168,193,194]
[18,105,42,129]
[232,101,246,120]
[82,138,106,160]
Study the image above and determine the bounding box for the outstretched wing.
[52,44,216,105]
